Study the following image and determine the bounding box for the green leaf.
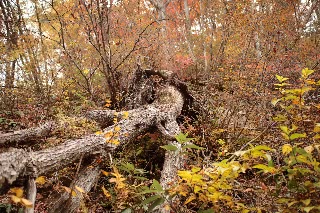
[125,163,135,171]
[175,133,194,144]
[120,162,134,172]
[183,143,204,150]
[266,154,274,167]
[133,168,147,175]
[147,198,165,212]
[290,133,307,140]
[121,208,132,213]
[133,176,148,180]
[139,189,162,195]
[118,166,131,173]
[160,144,178,151]
[294,147,309,156]
[141,195,162,205]
[150,179,163,191]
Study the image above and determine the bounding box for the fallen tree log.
[0,68,194,212]
[0,121,56,145]
[0,87,183,184]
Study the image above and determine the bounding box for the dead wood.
[0,121,56,145]
[0,68,195,212]
[24,177,36,213]
[48,166,101,213]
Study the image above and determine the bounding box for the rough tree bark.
[0,121,56,145]
[0,68,195,213]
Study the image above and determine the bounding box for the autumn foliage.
[0,0,320,212]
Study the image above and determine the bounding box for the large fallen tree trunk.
[0,68,194,212]
[0,87,183,183]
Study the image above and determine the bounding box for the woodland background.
[0,0,320,212]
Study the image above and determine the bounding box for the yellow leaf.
[10,187,24,198]
[282,144,292,155]
[164,205,171,211]
[72,190,77,197]
[184,194,196,205]
[114,126,121,132]
[102,186,111,198]
[301,198,311,206]
[314,123,320,132]
[122,111,129,119]
[35,176,46,185]
[75,185,85,194]
[83,69,89,74]
[314,134,320,139]
[95,131,103,135]
[301,68,314,79]
[105,99,112,108]
[21,198,33,208]
[110,139,120,145]
[104,131,113,138]
[101,170,109,176]
[194,185,202,193]
[11,195,21,203]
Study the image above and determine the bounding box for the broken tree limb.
[0,86,184,185]
[48,166,101,213]
[0,68,197,213]
[24,177,36,213]
[0,121,56,145]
